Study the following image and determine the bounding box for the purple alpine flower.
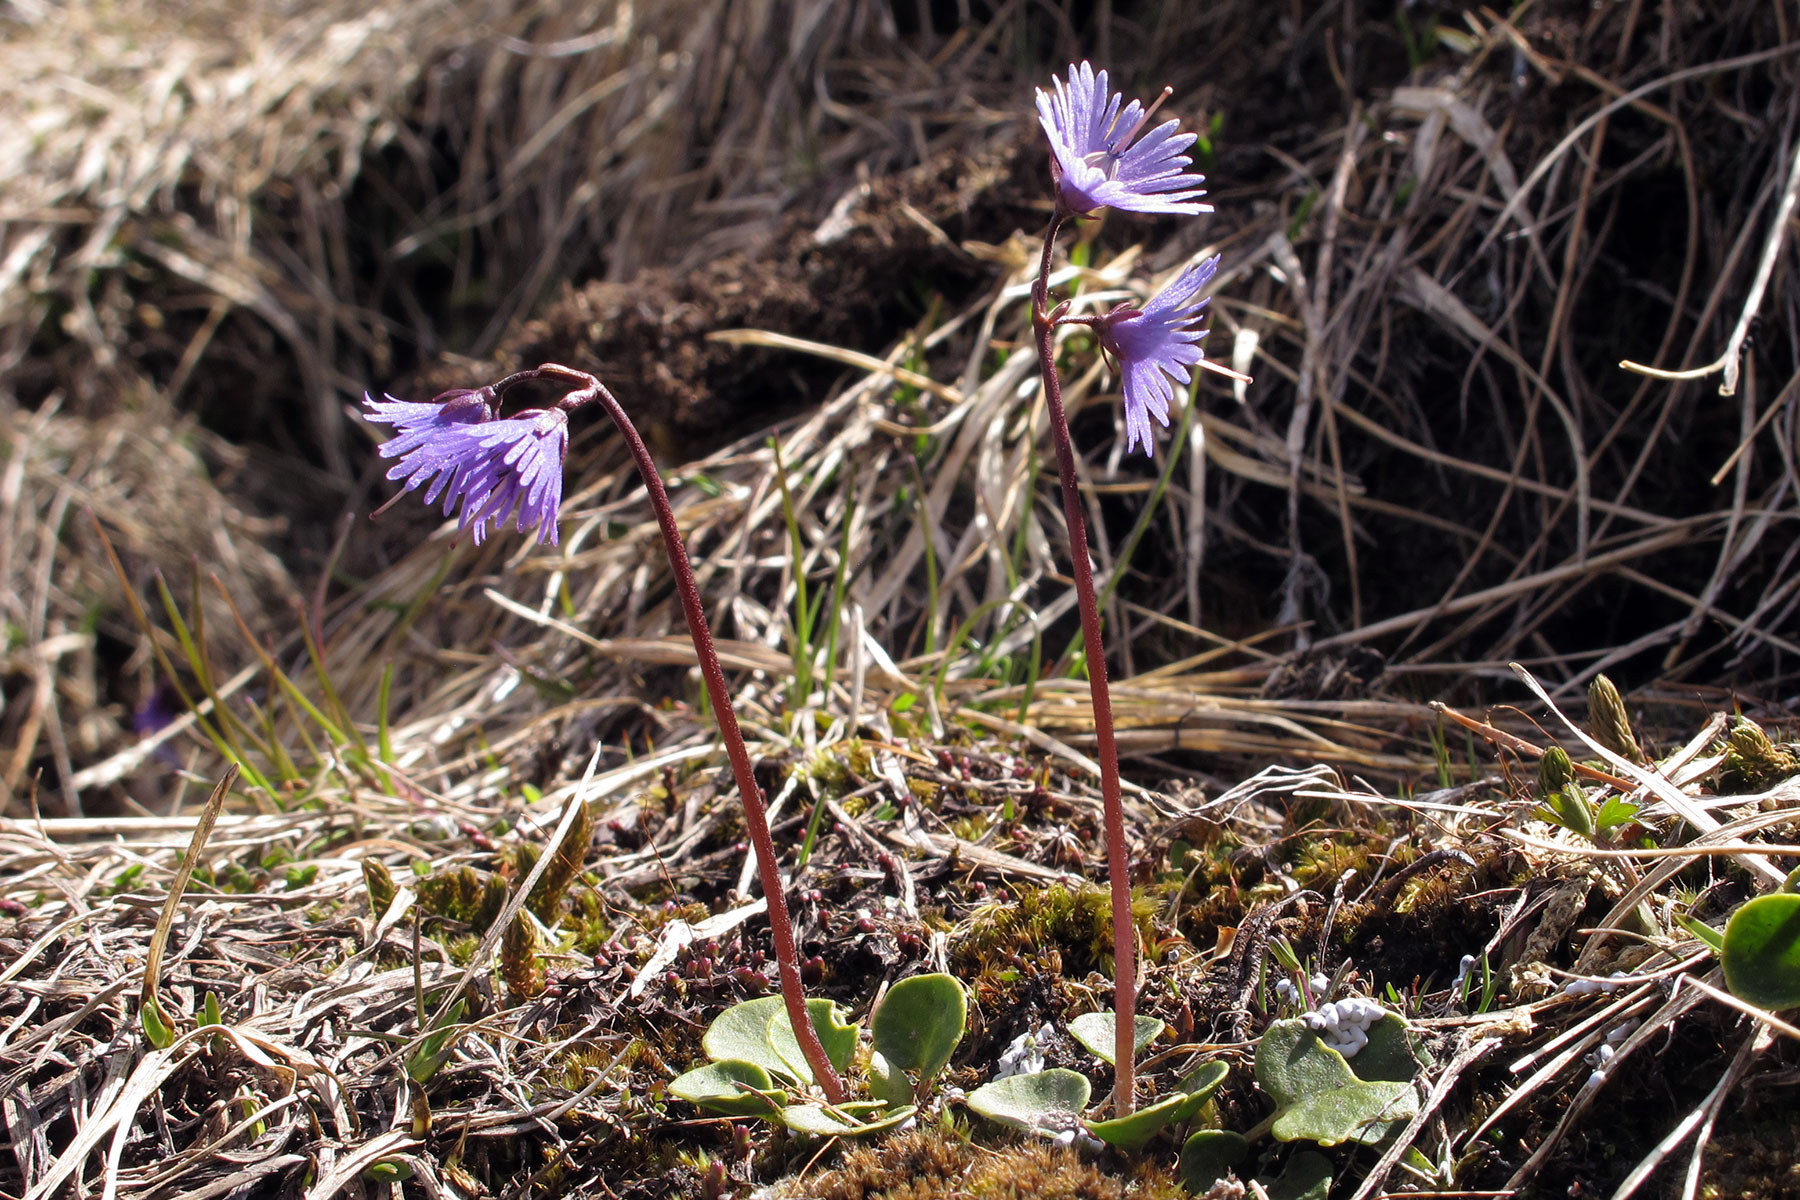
[364,391,568,545]
[1096,256,1221,457]
[1036,62,1210,218]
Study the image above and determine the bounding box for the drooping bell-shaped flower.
[364,390,568,545]
[1095,256,1221,457]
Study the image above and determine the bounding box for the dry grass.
[3,0,1800,1197]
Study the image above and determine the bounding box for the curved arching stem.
[515,362,846,1104]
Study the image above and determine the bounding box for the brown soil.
[420,139,1044,451]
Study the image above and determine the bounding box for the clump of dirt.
[423,139,1045,449]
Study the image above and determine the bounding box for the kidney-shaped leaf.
[702,996,858,1088]
[768,997,859,1085]
[702,997,798,1083]
[668,1059,786,1117]
[1723,892,1800,1011]
[1256,1018,1418,1147]
[1265,1150,1333,1200]
[966,1069,1091,1134]
[873,973,966,1084]
[1347,1014,1427,1083]
[1178,1129,1248,1192]
[1273,1078,1416,1147]
[1068,1011,1164,1066]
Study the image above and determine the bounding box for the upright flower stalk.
[365,363,846,1104]
[1031,62,1220,1118]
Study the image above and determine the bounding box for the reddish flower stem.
[1031,219,1137,1118]
[506,362,846,1105]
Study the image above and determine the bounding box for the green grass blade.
[819,474,860,695]
[771,438,814,699]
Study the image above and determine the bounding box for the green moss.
[561,889,614,955]
[954,882,1160,978]
[444,933,481,966]
[545,1041,621,1092]
[416,865,488,925]
[474,873,508,935]
[500,912,545,1001]
[526,801,595,923]
[1288,837,1379,889]
[362,858,397,914]
[645,901,712,931]
[807,737,871,793]
[948,813,993,842]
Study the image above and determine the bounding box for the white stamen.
[1115,86,1174,149]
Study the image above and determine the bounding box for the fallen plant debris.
[3,684,1796,1198]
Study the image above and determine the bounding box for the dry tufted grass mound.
[2,2,1799,1199]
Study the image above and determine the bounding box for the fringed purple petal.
[366,396,567,546]
[1098,257,1222,458]
[1035,62,1213,218]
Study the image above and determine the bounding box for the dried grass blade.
[141,763,239,1037]
[22,1032,200,1200]
[708,328,964,403]
[1682,974,1800,1044]
[302,1128,423,1200]
[1500,979,1710,1189]
[1607,1026,1766,1200]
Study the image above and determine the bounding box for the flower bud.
[1538,745,1576,795]
[1587,675,1645,764]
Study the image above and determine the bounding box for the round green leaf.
[703,996,858,1087]
[1085,1090,1189,1149]
[1067,1011,1164,1066]
[1348,1014,1427,1083]
[872,973,966,1084]
[1722,892,1800,1011]
[1255,1018,1418,1147]
[1257,1018,1359,1098]
[768,998,859,1084]
[779,1101,917,1138]
[703,997,799,1082]
[1272,1079,1416,1147]
[668,1060,786,1117]
[966,1068,1091,1133]
[1169,1059,1230,1123]
[1265,1150,1333,1200]
[1179,1129,1248,1192]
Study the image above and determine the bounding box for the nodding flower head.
[1095,256,1221,457]
[1036,62,1210,218]
[364,390,568,546]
